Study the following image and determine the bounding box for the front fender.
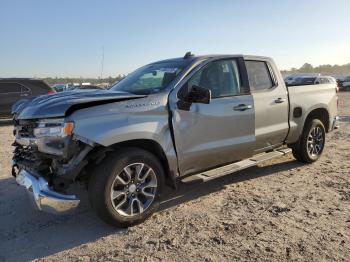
[68,94,179,177]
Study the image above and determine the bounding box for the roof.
[152,54,272,65]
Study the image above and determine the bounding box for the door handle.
[233,104,252,111]
[275,98,286,103]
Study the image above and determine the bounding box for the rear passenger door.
[245,60,289,152]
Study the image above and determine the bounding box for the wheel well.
[305,108,330,132]
[109,139,175,188]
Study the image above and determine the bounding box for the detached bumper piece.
[15,169,80,214]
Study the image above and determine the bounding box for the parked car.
[0,78,55,117]
[288,76,336,86]
[284,73,320,86]
[284,75,297,85]
[52,84,67,92]
[340,76,350,91]
[12,54,338,227]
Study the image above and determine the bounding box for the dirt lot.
[0,93,349,262]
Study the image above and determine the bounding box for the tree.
[283,62,350,76]
[299,63,313,73]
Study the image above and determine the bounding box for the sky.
[0,0,350,78]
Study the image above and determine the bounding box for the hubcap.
[307,126,324,157]
[110,163,157,217]
[129,184,136,193]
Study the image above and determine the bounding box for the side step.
[181,148,292,183]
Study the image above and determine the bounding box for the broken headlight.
[34,119,74,138]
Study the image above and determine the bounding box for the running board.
[181,148,292,183]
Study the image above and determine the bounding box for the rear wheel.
[292,119,326,163]
[88,148,164,227]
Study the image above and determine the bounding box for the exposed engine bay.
[12,118,97,192]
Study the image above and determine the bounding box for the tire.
[292,119,326,163]
[88,147,165,227]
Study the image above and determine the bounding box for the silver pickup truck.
[12,53,338,227]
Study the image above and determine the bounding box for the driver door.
[171,59,255,176]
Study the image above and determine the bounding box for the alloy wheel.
[307,126,324,157]
[110,163,157,217]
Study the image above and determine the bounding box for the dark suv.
[0,78,56,117]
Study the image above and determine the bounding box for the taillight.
[47,90,56,94]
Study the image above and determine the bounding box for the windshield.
[110,61,188,95]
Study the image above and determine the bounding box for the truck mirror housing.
[188,85,211,104]
[177,84,211,111]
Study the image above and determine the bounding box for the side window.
[318,78,327,84]
[0,83,22,94]
[187,60,242,98]
[246,61,274,91]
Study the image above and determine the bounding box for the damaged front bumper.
[15,169,80,214]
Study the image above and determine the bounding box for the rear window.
[29,80,51,90]
[246,61,274,91]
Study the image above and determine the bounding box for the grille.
[14,145,38,162]
[16,120,37,138]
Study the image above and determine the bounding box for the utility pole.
[100,46,104,80]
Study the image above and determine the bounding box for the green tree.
[299,63,314,73]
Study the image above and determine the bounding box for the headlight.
[33,119,74,138]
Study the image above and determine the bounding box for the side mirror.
[177,84,211,111]
[188,85,211,104]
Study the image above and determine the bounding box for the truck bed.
[286,83,337,143]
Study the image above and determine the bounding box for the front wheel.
[292,119,326,163]
[88,148,165,227]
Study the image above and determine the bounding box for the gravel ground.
[0,93,349,262]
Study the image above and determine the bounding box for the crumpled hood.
[13,90,146,120]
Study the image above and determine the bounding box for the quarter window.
[187,60,242,98]
[246,61,274,91]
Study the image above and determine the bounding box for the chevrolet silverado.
[12,53,338,227]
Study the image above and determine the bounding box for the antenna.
[100,46,104,79]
